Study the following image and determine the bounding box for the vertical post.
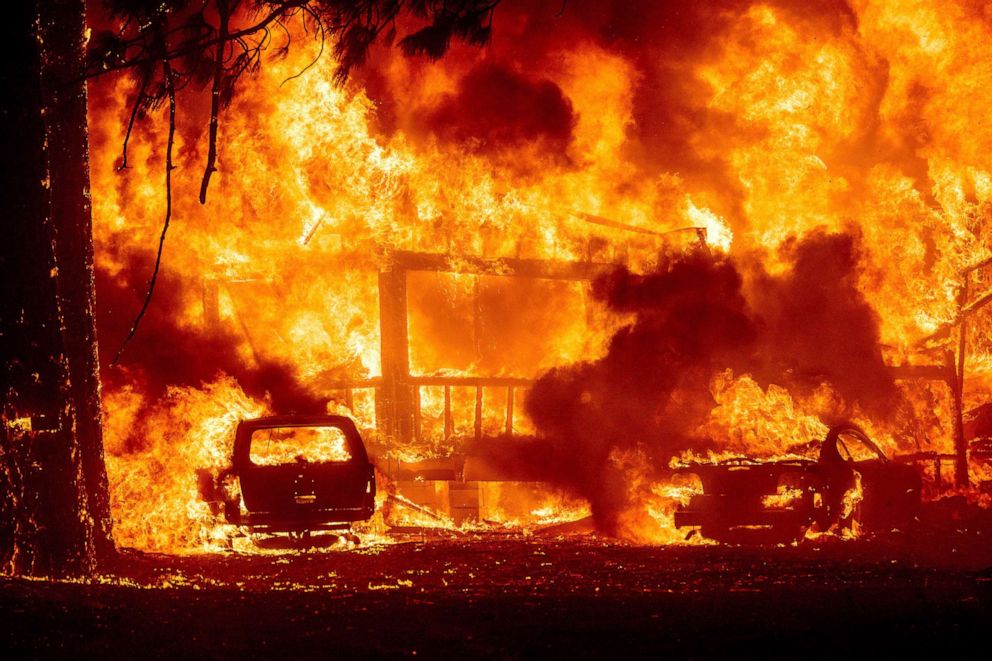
[583,282,595,328]
[412,385,421,442]
[377,267,414,444]
[954,279,970,488]
[472,276,483,364]
[505,386,514,437]
[474,386,483,442]
[443,385,453,441]
[203,278,219,328]
[948,349,969,488]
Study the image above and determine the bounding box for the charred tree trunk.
[0,0,114,576]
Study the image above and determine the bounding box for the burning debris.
[74,0,992,554]
[673,424,922,544]
[11,3,992,658]
[521,232,908,538]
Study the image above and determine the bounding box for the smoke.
[354,0,870,224]
[745,229,901,418]
[95,252,326,446]
[423,62,576,157]
[522,229,901,534]
[85,0,990,545]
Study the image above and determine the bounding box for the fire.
[839,470,865,535]
[102,377,266,552]
[699,373,831,457]
[86,1,992,552]
[685,199,733,253]
[248,426,352,465]
[761,488,806,510]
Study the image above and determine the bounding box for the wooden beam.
[960,288,992,319]
[388,250,611,282]
[962,255,992,275]
[202,278,219,328]
[955,283,971,488]
[377,269,414,443]
[912,285,992,344]
[886,364,953,382]
[573,211,673,237]
[474,386,483,442]
[443,385,452,441]
[410,375,535,387]
[412,385,421,443]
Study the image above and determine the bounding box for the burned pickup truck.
[202,415,376,538]
[673,424,922,544]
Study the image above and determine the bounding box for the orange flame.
[87,2,992,551]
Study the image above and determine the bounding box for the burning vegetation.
[77,0,992,554]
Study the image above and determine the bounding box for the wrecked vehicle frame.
[673,424,922,544]
[202,415,377,537]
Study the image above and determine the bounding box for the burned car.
[673,424,921,544]
[205,415,376,535]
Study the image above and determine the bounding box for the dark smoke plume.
[522,229,900,534]
[96,252,326,452]
[424,62,576,156]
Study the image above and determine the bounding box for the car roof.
[237,414,359,428]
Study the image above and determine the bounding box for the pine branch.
[111,56,178,367]
[117,65,151,171]
[199,0,232,204]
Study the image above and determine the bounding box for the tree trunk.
[0,0,114,576]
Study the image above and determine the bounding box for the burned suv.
[673,424,922,544]
[207,415,376,535]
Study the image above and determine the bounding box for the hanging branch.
[96,1,507,358]
[82,3,307,83]
[118,65,152,171]
[281,7,325,86]
[199,0,233,204]
[111,56,178,367]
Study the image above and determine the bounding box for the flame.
[839,469,865,535]
[761,487,805,510]
[685,198,733,252]
[103,377,266,552]
[86,1,992,551]
[249,426,352,466]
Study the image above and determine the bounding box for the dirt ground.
[3,531,992,658]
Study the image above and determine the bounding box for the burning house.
[8,1,992,656]
[4,0,976,554]
[5,2,992,564]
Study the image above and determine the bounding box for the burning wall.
[86,0,992,551]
